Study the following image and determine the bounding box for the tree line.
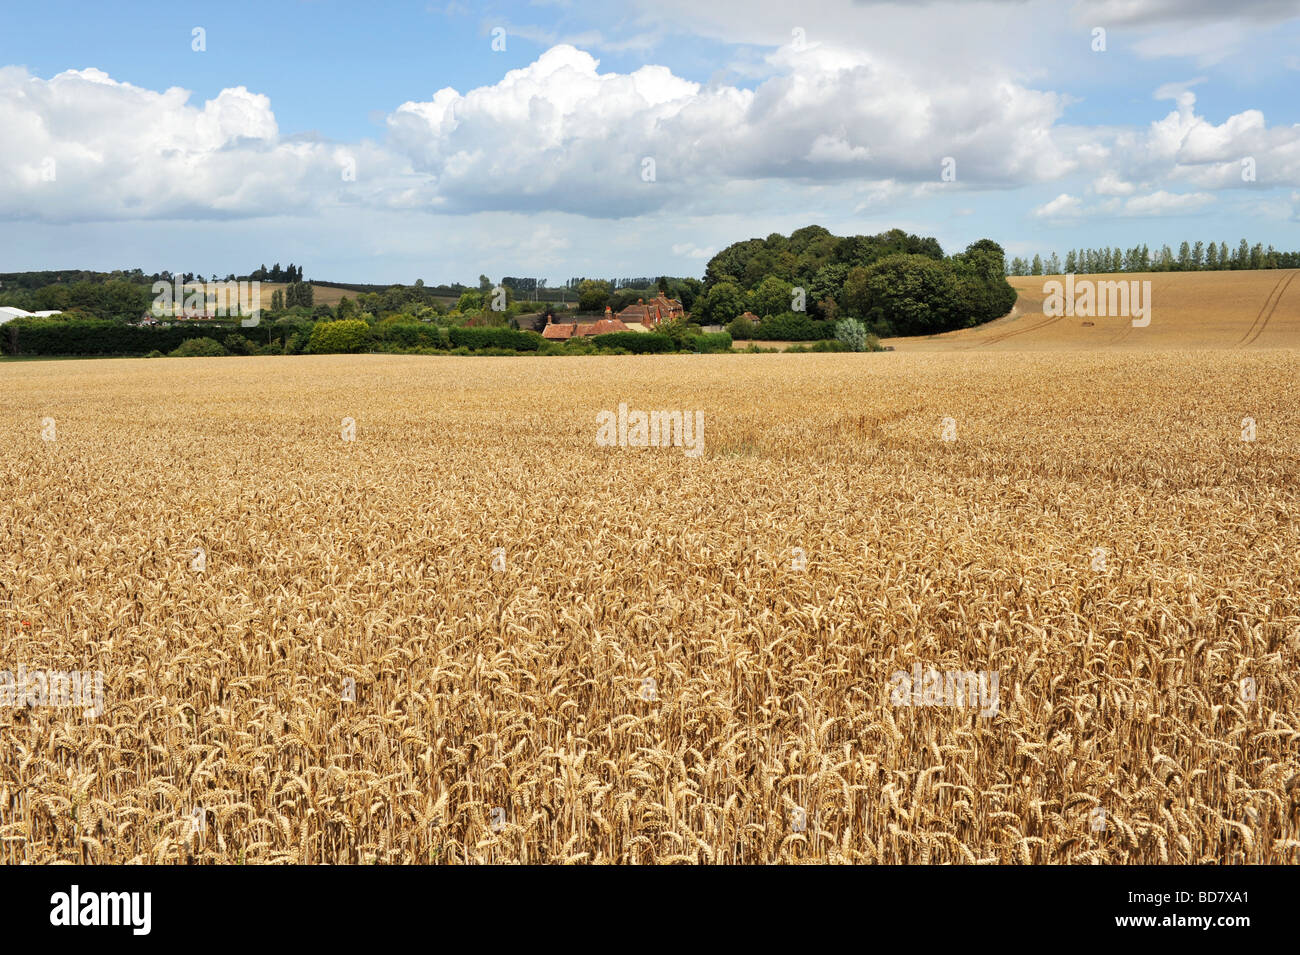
[1008,241,1300,276]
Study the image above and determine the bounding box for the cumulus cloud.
[0,65,401,223]
[1033,189,1215,219]
[3,44,1296,228]
[384,43,1073,217]
[1033,193,1085,218]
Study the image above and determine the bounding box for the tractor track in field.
[1239,269,1297,347]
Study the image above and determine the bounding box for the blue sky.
[1,0,1298,284]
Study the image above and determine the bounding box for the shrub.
[751,312,835,341]
[725,316,757,341]
[169,337,227,358]
[307,319,371,354]
[223,334,257,356]
[834,317,869,352]
[694,331,733,353]
[812,339,850,352]
[144,350,165,359]
[447,326,543,352]
[590,332,675,354]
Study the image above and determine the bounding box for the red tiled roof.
[576,318,630,336]
[542,322,577,339]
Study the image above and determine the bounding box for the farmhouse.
[542,309,633,339]
[616,295,684,330]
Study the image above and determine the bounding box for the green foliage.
[725,316,757,340]
[834,317,870,351]
[222,334,257,356]
[853,254,964,336]
[447,326,543,351]
[748,312,835,341]
[698,282,745,325]
[307,319,371,354]
[577,279,611,312]
[812,338,853,352]
[1,318,268,356]
[374,323,449,350]
[590,331,675,353]
[169,337,227,358]
[751,275,794,319]
[704,226,942,296]
[693,331,733,353]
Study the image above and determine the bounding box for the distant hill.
[885,269,1300,350]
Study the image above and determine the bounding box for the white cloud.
[0,65,399,223]
[1121,189,1215,214]
[1092,173,1136,196]
[1034,193,1085,218]
[384,42,1073,217]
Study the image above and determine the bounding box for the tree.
[456,290,483,312]
[1031,254,1043,275]
[1206,241,1219,270]
[479,274,493,292]
[751,275,794,319]
[698,282,745,325]
[1192,241,1204,269]
[834,317,870,352]
[307,319,370,354]
[1177,241,1191,270]
[577,279,611,312]
[854,254,963,336]
[1065,250,1077,273]
[1047,252,1061,275]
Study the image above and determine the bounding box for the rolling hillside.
[885,269,1300,351]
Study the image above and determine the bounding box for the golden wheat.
[0,351,1297,863]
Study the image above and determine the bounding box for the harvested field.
[1,351,1298,863]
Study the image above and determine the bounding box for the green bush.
[1,318,267,356]
[834,317,869,351]
[307,319,371,354]
[749,312,835,341]
[144,350,165,359]
[375,323,449,350]
[590,332,675,353]
[169,337,227,358]
[693,331,733,353]
[812,339,850,352]
[447,326,543,352]
[725,316,756,340]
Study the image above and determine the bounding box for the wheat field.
[887,269,1300,351]
[1,351,1297,864]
